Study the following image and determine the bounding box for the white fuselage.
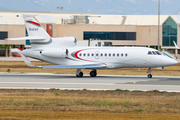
[7,14,178,78]
[22,39,177,69]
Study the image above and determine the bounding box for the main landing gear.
[76,69,97,77]
[90,69,97,77]
[76,69,83,77]
[146,67,152,78]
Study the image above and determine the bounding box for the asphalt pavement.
[0,73,180,92]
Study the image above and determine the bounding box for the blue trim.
[163,52,173,59]
[42,64,106,69]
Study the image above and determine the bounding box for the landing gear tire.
[76,72,83,77]
[146,67,152,78]
[90,71,97,77]
[147,74,152,78]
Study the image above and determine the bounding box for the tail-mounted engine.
[55,37,77,47]
[40,48,69,58]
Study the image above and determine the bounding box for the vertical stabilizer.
[22,14,51,44]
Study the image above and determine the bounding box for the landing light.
[157,67,164,70]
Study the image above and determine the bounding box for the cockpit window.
[148,51,152,55]
[152,51,157,55]
[155,51,161,55]
[148,51,162,55]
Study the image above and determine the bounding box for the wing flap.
[41,64,107,69]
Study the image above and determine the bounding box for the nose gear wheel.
[146,68,152,78]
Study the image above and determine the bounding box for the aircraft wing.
[41,64,107,69]
[19,52,36,67]
[11,48,36,67]
[15,50,107,69]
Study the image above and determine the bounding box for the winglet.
[19,53,36,67]
[173,41,179,49]
[11,48,36,67]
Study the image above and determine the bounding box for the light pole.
[57,6,63,12]
[158,0,160,50]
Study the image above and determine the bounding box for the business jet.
[7,14,178,78]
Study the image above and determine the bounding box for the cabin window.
[113,53,115,57]
[91,53,94,56]
[121,53,123,57]
[87,53,90,56]
[83,53,86,56]
[125,53,128,57]
[96,53,98,56]
[117,53,119,57]
[109,53,111,56]
[101,53,103,56]
[79,53,82,56]
[148,51,152,55]
[105,53,107,57]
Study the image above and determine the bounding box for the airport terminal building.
[0,11,180,58]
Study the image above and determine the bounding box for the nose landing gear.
[147,74,152,78]
[146,68,152,78]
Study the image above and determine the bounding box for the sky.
[0,0,179,15]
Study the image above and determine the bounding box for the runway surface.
[0,73,180,92]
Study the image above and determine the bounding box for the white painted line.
[0,82,114,85]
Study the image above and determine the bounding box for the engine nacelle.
[40,48,68,58]
[53,37,77,47]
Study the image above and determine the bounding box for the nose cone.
[166,59,178,66]
[170,59,178,66]
[159,57,178,67]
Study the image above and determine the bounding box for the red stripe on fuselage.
[74,49,96,62]
[26,21,41,26]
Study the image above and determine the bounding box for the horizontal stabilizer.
[41,64,107,69]
[5,36,46,40]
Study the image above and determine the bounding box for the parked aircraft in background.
[6,14,178,78]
